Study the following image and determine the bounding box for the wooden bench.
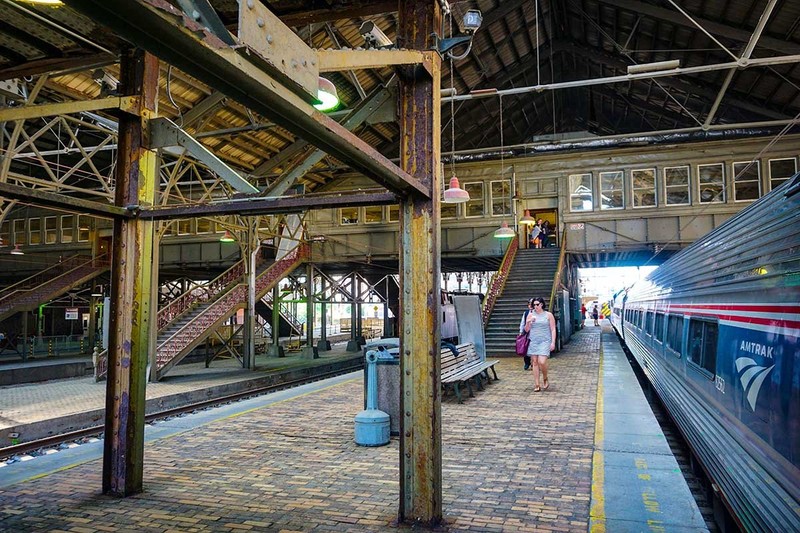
[441,342,500,403]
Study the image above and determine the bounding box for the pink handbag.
[515,332,530,356]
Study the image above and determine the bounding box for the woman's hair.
[530,297,547,310]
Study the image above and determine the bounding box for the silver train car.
[610,174,800,531]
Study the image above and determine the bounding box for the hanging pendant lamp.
[519,209,535,225]
[493,221,515,239]
[10,244,24,255]
[313,77,339,111]
[443,175,470,203]
[220,230,236,243]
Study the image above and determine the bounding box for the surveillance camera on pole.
[359,21,393,49]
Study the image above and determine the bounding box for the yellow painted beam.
[317,49,434,74]
[0,96,138,122]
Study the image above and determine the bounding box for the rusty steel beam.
[60,0,428,199]
[138,191,397,220]
[103,49,158,497]
[0,181,131,219]
[397,0,442,527]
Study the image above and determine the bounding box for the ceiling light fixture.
[443,54,469,205]
[17,0,63,4]
[220,230,236,243]
[627,59,680,75]
[314,77,339,112]
[493,95,515,239]
[519,209,535,225]
[493,221,515,239]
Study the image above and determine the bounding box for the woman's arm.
[548,312,556,349]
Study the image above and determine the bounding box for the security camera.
[359,21,393,49]
[458,9,482,34]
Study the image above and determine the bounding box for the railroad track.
[1,363,362,462]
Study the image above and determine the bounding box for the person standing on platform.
[540,220,550,247]
[581,303,587,327]
[529,221,541,249]
[520,297,556,392]
[592,305,600,326]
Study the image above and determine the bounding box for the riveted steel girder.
[397,0,442,526]
[102,49,158,497]
[61,0,428,199]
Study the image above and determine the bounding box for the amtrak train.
[610,173,799,531]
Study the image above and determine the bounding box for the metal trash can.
[363,339,400,436]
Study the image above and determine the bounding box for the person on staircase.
[520,297,556,391]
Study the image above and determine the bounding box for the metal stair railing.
[481,237,519,325]
[548,229,568,310]
[0,254,110,318]
[261,292,304,335]
[153,243,309,378]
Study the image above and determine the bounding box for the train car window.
[569,173,593,212]
[664,166,690,205]
[688,319,718,376]
[768,157,796,190]
[645,311,654,336]
[666,315,684,356]
[733,160,761,201]
[632,168,657,208]
[600,171,624,210]
[698,163,725,203]
[654,313,665,343]
[464,182,484,217]
[490,179,512,216]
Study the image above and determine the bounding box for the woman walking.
[519,297,556,392]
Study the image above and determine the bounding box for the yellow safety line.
[590,334,606,533]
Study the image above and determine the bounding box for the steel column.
[301,263,317,358]
[102,49,158,496]
[244,224,257,369]
[397,0,442,526]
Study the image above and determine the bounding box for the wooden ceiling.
[2,0,800,194]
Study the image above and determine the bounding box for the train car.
[610,173,800,531]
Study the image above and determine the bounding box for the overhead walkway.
[0,254,109,322]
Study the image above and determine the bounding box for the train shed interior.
[1,0,800,527]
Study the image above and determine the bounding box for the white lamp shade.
[10,244,24,255]
[493,221,515,239]
[314,77,339,111]
[519,209,535,225]
[443,176,470,203]
[220,230,236,243]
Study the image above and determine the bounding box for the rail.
[261,292,304,334]
[0,254,108,308]
[548,229,568,320]
[481,237,519,325]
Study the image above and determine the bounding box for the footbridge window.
[733,160,761,202]
[490,179,512,216]
[569,173,593,212]
[688,318,718,376]
[768,157,796,191]
[632,168,657,208]
[664,166,690,205]
[698,163,725,203]
[464,182,484,217]
[600,171,624,210]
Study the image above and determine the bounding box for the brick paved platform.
[0,328,605,532]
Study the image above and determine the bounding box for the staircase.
[0,255,109,322]
[153,244,309,380]
[255,295,303,337]
[484,248,561,357]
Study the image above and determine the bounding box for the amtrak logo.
[735,357,774,411]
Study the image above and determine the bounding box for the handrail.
[548,228,568,312]
[0,253,109,308]
[481,237,519,325]
[261,292,304,333]
[155,247,273,331]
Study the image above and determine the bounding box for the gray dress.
[519,310,553,357]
